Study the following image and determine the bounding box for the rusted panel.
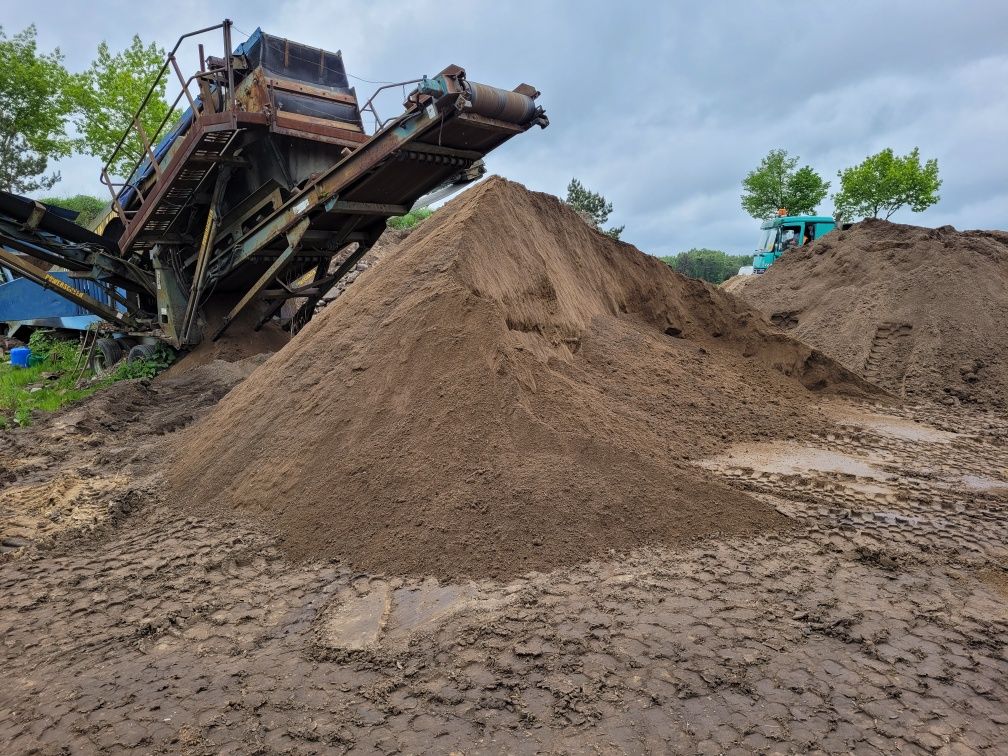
[271,112,367,139]
[324,200,409,215]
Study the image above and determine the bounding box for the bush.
[105,343,174,381]
[38,194,106,228]
[387,207,433,230]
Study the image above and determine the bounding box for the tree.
[0,25,74,193]
[72,36,173,179]
[660,249,752,285]
[741,149,829,220]
[38,195,107,228]
[566,178,624,239]
[832,147,941,220]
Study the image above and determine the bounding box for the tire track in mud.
[1,387,1007,752]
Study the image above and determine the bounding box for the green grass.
[0,334,94,427]
[386,207,433,230]
[0,332,174,427]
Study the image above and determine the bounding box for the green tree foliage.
[0,25,74,193]
[660,249,752,285]
[72,36,173,178]
[832,147,941,220]
[741,149,829,220]
[38,194,106,228]
[565,178,624,239]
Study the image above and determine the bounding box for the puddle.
[317,578,514,652]
[961,474,1008,493]
[833,409,958,443]
[704,443,885,479]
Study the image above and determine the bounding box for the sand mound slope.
[163,298,290,377]
[740,220,1008,407]
[720,273,756,295]
[169,177,868,579]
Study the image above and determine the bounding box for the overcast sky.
[8,0,1007,256]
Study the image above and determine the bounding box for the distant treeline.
[659,249,752,284]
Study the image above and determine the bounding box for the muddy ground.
[1,365,1007,753]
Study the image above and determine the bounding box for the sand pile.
[170,177,868,579]
[720,273,756,295]
[163,297,290,377]
[739,220,1008,407]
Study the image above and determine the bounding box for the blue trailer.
[0,267,120,341]
[0,264,160,372]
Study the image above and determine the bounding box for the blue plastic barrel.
[10,346,30,368]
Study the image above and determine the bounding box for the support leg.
[212,219,309,341]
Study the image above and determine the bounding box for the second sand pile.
[740,220,1008,407]
[170,177,867,579]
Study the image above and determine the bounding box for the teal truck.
[753,214,836,273]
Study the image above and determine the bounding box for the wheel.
[90,338,123,374]
[127,343,158,363]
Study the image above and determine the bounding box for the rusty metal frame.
[181,168,231,342]
[212,218,309,341]
[100,21,237,222]
[284,236,379,333]
[227,90,467,271]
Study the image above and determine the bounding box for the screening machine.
[0,21,547,352]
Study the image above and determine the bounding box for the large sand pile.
[169,177,868,579]
[740,220,1008,407]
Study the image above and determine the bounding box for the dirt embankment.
[739,220,1008,407]
[168,177,870,580]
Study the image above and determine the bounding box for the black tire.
[90,338,123,374]
[127,343,158,363]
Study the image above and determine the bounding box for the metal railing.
[99,21,236,228]
[359,79,425,133]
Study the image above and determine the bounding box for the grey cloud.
[6,0,1006,257]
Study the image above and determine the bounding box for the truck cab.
[753,214,835,273]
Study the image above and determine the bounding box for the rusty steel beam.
[254,259,328,329]
[0,231,91,272]
[181,170,230,342]
[284,237,378,333]
[324,200,409,216]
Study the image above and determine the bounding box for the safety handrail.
[100,21,235,222]
[359,79,424,132]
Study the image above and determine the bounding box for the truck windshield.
[760,227,778,251]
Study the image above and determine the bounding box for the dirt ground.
[2,363,1007,753]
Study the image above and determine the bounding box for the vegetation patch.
[387,207,433,230]
[37,194,106,228]
[0,331,173,427]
